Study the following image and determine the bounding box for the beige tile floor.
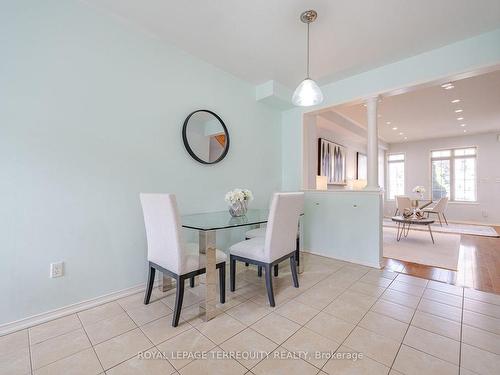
[1,253,500,375]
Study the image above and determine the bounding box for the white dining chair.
[422,197,449,226]
[140,193,226,327]
[229,192,304,307]
[395,196,411,216]
[245,224,301,277]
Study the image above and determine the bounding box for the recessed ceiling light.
[463,129,467,133]
[441,83,452,88]
[386,121,391,125]
[404,137,408,140]
[451,99,461,103]
[445,85,454,90]
[455,109,463,113]
[460,124,466,127]
[399,132,404,135]
[392,127,398,130]
[457,117,464,121]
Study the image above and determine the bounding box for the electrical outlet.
[50,262,64,278]
[482,210,489,218]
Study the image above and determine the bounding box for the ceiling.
[333,69,500,143]
[84,0,500,88]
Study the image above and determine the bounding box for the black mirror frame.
[182,109,230,165]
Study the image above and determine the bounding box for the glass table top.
[181,209,270,231]
[411,199,433,209]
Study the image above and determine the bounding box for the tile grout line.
[265,264,372,373]
[76,312,106,374]
[186,262,355,372]
[80,301,167,374]
[27,329,33,374]
[28,324,94,372]
[315,269,387,373]
[386,277,428,372]
[12,259,500,374]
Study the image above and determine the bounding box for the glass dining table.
[161,209,303,322]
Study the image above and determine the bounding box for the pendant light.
[292,10,323,107]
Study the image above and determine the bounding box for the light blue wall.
[0,1,282,324]
[304,191,383,268]
[2,0,500,325]
[282,28,500,191]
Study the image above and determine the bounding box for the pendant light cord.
[306,22,310,79]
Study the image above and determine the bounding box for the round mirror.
[182,110,229,164]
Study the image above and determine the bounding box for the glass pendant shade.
[292,78,323,106]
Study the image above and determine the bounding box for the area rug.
[383,218,499,238]
[383,227,461,270]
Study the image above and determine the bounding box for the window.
[431,147,477,202]
[387,153,405,199]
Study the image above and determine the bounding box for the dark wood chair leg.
[443,213,449,225]
[189,276,195,288]
[295,237,300,266]
[274,264,279,277]
[219,263,226,303]
[290,256,299,288]
[264,264,275,307]
[230,256,236,292]
[144,266,156,305]
[258,266,262,277]
[172,277,185,327]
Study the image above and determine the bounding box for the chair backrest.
[433,197,449,212]
[140,193,183,274]
[396,196,411,212]
[264,192,304,262]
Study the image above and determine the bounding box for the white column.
[366,96,380,190]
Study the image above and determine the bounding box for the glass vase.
[229,200,248,217]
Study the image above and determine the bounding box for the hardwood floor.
[383,225,500,294]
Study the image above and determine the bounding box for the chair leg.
[295,237,300,266]
[258,266,262,277]
[437,213,443,226]
[172,277,185,327]
[394,208,399,216]
[264,265,275,307]
[443,213,448,225]
[219,263,226,303]
[144,266,156,305]
[290,256,299,288]
[230,256,236,292]
[189,276,195,288]
[274,264,279,277]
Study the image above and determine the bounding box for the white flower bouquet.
[413,185,426,200]
[412,186,426,194]
[225,188,253,217]
[225,188,253,204]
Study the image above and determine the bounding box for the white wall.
[304,116,367,189]
[0,1,282,324]
[282,28,500,192]
[304,191,383,268]
[303,116,386,191]
[386,132,500,224]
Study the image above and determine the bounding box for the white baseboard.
[302,249,382,269]
[0,282,156,336]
